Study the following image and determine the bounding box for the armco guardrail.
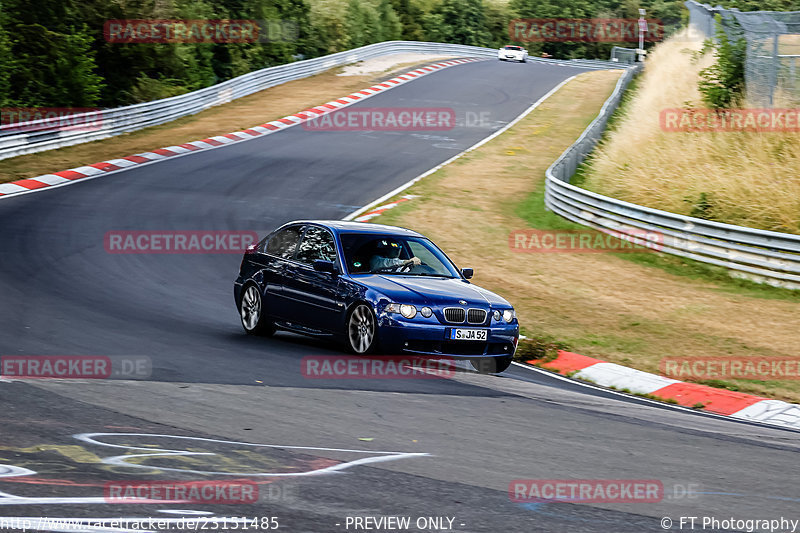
[0,41,619,161]
[545,65,800,289]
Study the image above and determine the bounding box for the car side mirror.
[461,268,474,279]
[313,260,338,274]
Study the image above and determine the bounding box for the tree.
[7,22,104,106]
[390,0,426,41]
[425,0,491,47]
[484,1,513,48]
[2,0,105,106]
[310,0,350,53]
[0,1,11,106]
[377,0,403,41]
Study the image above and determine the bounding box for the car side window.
[296,226,337,265]
[266,226,303,260]
[297,226,336,264]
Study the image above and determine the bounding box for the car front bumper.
[377,318,518,358]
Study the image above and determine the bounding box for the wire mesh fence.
[687,0,800,106]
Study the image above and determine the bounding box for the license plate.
[449,329,488,341]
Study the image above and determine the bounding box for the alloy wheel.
[348,304,376,354]
[241,285,261,331]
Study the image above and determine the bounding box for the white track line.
[342,75,577,221]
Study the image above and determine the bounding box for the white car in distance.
[498,45,528,63]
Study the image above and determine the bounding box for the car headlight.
[420,306,433,318]
[386,303,417,319]
[493,310,501,321]
[400,304,417,319]
[502,309,515,323]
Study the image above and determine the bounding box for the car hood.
[357,275,511,308]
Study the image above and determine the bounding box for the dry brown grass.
[0,57,451,184]
[376,69,800,403]
[582,36,800,234]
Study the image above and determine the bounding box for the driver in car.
[369,240,421,272]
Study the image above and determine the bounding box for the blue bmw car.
[234,221,519,373]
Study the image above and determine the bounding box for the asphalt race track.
[1,60,798,532]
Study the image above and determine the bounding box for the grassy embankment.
[582,37,800,235]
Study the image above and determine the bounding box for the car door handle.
[286,264,308,278]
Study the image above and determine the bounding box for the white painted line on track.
[73,433,430,477]
[342,75,577,221]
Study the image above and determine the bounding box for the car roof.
[280,220,425,237]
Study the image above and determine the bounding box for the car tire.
[471,355,512,374]
[521,58,527,63]
[346,303,378,354]
[239,283,275,336]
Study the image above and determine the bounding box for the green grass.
[513,173,798,301]
[565,332,649,354]
[511,74,800,302]
[514,179,584,230]
[614,251,800,302]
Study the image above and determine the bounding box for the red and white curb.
[353,195,418,222]
[0,58,483,200]
[528,351,800,431]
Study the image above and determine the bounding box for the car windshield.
[339,233,460,277]
[504,45,522,50]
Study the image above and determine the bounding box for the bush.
[127,75,188,103]
[513,336,570,363]
[698,17,746,108]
